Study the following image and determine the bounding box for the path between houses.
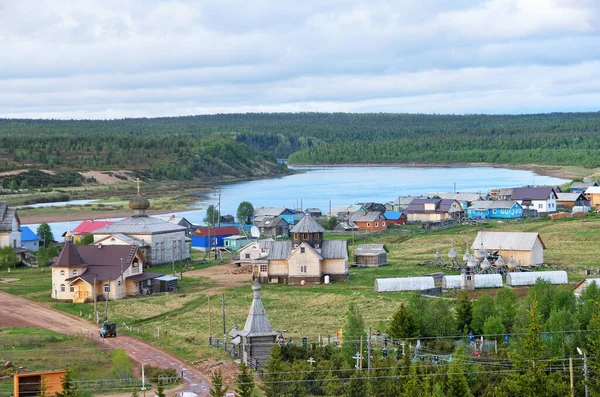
[0,291,211,396]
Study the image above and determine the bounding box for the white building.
[511,186,558,213]
[0,201,21,250]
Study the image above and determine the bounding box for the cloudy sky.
[1,0,599,119]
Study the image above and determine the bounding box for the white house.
[511,186,557,213]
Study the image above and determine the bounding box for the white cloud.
[0,0,599,118]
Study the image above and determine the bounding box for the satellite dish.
[250,226,261,239]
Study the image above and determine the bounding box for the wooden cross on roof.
[135,178,141,195]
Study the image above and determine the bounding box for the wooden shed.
[472,231,546,266]
[152,275,178,293]
[354,244,388,267]
[14,370,67,397]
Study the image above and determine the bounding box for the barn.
[354,244,387,267]
[472,232,546,266]
[506,271,568,286]
[374,277,434,292]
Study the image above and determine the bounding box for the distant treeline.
[2,112,600,178]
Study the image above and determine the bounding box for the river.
[24,165,568,236]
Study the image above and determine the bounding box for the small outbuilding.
[573,278,600,297]
[506,271,568,286]
[442,274,503,289]
[374,276,435,292]
[472,232,546,266]
[152,275,178,293]
[354,244,388,267]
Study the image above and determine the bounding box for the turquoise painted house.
[224,235,252,251]
[467,201,523,219]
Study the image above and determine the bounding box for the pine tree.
[210,370,227,397]
[155,381,166,397]
[388,303,418,339]
[261,346,288,397]
[235,363,255,397]
[345,371,368,397]
[341,304,365,364]
[445,345,472,397]
[455,290,473,332]
[55,371,77,397]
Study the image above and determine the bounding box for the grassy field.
[4,214,600,365]
[0,327,130,396]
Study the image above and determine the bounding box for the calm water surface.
[25,166,567,236]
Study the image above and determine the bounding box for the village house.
[349,211,388,232]
[192,226,239,251]
[574,279,600,297]
[253,207,295,225]
[223,235,252,251]
[304,208,322,217]
[585,186,600,210]
[71,220,115,242]
[256,215,348,284]
[354,244,388,267]
[390,196,428,212]
[93,192,190,265]
[472,231,546,267]
[254,216,290,238]
[357,202,387,213]
[571,179,598,193]
[511,186,557,213]
[157,215,196,237]
[20,226,40,252]
[556,192,591,212]
[0,201,20,250]
[333,220,360,232]
[467,201,523,219]
[235,239,274,267]
[328,204,366,219]
[51,232,166,302]
[428,192,485,211]
[384,211,407,225]
[404,198,463,223]
[489,188,514,201]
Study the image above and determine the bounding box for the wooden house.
[253,207,295,225]
[384,211,407,225]
[585,186,600,210]
[229,283,278,369]
[489,188,514,201]
[405,198,463,223]
[472,231,546,266]
[333,220,359,232]
[158,215,196,237]
[191,226,239,251]
[0,201,20,250]
[355,244,387,267]
[20,226,40,252]
[571,180,598,193]
[349,211,388,232]
[305,208,322,217]
[259,215,348,284]
[428,192,485,210]
[357,202,387,213]
[52,233,164,302]
[391,196,429,211]
[511,186,557,213]
[467,201,523,219]
[223,235,252,251]
[237,240,274,265]
[328,204,366,219]
[255,216,290,238]
[556,192,591,212]
[574,278,600,297]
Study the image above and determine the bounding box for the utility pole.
[221,294,226,343]
[217,189,221,227]
[584,351,589,397]
[93,277,97,321]
[172,241,176,276]
[104,278,110,321]
[569,357,574,397]
[208,295,212,337]
[120,258,124,299]
[367,328,372,374]
[359,335,363,371]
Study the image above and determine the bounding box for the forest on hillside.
[1,112,600,181]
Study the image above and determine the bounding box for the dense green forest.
[1,112,600,183]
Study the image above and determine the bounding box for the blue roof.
[384,211,404,220]
[21,226,40,242]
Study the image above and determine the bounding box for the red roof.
[73,220,115,235]
[193,226,239,237]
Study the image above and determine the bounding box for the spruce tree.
[341,304,365,364]
[55,371,77,397]
[261,346,288,397]
[445,345,472,397]
[210,370,227,397]
[455,290,473,332]
[388,303,418,339]
[345,371,368,397]
[155,381,166,397]
[235,363,255,397]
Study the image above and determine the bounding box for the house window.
[245,253,251,259]
[382,222,386,226]
[294,233,298,240]
[375,222,379,227]
[301,247,306,254]
[72,269,78,276]
[225,241,229,246]
[367,223,371,227]
[104,284,110,293]
[60,270,65,276]
[132,259,139,270]
[538,204,543,209]
[69,285,74,293]
[315,244,320,248]
[300,265,307,273]
[60,284,65,292]
[260,265,268,273]
[118,280,121,286]
[303,233,309,240]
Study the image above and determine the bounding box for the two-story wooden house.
[511,186,557,213]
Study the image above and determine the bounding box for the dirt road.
[0,291,211,396]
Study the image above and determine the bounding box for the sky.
[1,0,599,119]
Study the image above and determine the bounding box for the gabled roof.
[66,245,143,283]
[468,201,521,210]
[406,198,461,213]
[393,196,429,206]
[556,193,588,202]
[256,216,288,228]
[355,244,386,256]
[95,216,186,235]
[512,186,556,201]
[253,207,293,217]
[289,242,323,260]
[321,240,347,259]
[384,211,404,220]
[0,203,19,232]
[290,215,325,233]
[267,241,293,260]
[20,226,40,242]
[239,283,278,338]
[571,181,598,189]
[428,192,483,202]
[472,232,546,251]
[94,233,148,246]
[73,220,115,235]
[330,205,365,215]
[54,241,87,268]
[350,211,386,222]
[193,226,239,237]
[586,186,600,194]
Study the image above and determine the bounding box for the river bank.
[288,162,600,181]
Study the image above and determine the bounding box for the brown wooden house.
[349,211,388,232]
